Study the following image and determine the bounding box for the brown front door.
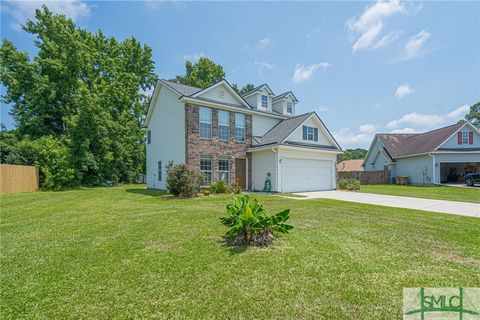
[235,159,246,189]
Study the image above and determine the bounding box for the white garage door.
[282,158,332,192]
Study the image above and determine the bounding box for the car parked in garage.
[465,171,480,187]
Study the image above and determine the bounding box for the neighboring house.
[363,121,480,185]
[337,159,364,172]
[144,79,342,192]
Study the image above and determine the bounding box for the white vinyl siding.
[395,155,433,185]
[252,114,281,136]
[251,149,278,192]
[196,83,244,106]
[440,127,480,149]
[218,110,229,141]
[146,85,185,189]
[286,117,333,146]
[199,107,212,139]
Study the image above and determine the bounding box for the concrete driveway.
[292,191,480,218]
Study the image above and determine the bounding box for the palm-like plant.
[220,195,293,246]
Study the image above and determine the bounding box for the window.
[287,102,293,114]
[199,107,212,139]
[235,113,246,142]
[218,110,230,141]
[261,95,268,108]
[147,130,151,144]
[302,126,318,142]
[157,161,162,181]
[462,131,469,144]
[200,156,212,185]
[219,157,230,183]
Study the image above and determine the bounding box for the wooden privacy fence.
[338,169,390,184]
[0,164,39,195]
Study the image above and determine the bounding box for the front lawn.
[1,185,479,319]
[360,184,480,203]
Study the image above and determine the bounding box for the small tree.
[166,164,203,197]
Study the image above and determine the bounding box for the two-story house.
[144,79,342,192]
[363,120,480,185]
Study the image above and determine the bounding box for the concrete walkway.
[291,191,480,218]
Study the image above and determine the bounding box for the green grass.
[360,184,480,203]
[1,185,479,319]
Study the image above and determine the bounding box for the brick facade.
[185,103,252,189]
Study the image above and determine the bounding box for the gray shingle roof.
[272,91,298,102]
[160,79,202,96]
[253,112,313,146]
[377,121,466,158]
[241,84,274,96]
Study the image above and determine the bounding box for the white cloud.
[256,37,271,49]
[404,30,431,60]
[318,106,330,112]
[359,123,377,133]
[3,0,92,31]
[390,127,419,133]
[334,127,374,146]
[395,84,413,98]
[346,0,405,51]
[183,52,205,62]
[387,105,470,129]
[371,30,401,49]
[254,61,274,75]
[292,62,330,83]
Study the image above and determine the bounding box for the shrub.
[209,180,232,194]
[166,164,204,197]
[220,195,293,247]
[338,178,360,191]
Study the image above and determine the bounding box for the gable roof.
[241,84,274,97]
[377,121,467,158]
[273,91,298,102]
[253,112,313,146]
[160,79,202,96]
[189,79,252,109]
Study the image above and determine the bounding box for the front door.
[235,159,246,189]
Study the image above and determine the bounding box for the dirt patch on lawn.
[432,252,480,265]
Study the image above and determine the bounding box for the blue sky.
[1,0,479,148]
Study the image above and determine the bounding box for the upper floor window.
[235,113,246,142]
[199,107,212,139]
[218,110,230,141]
[303,126,318,142]
[219,157,230,183]
[462,131,469,144]
[261,95,268,108]
[147,130,151,144]
[287,102,293,114]
[200,156,212,185]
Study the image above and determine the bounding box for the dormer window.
[287,102,293,114]
[261,95,268,108]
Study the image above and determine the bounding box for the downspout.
[272,148,279,192]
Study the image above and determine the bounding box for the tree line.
[1,6,478,190]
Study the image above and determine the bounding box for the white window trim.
[261,95,268,108]
[235,113,246,142]
[218,110,230,141]
[218,157,230,184]
[200,156,212,185]
[199,107,212,140]
[462,131,469,144]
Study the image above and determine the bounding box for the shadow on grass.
[125,188,170,198]
[220,242,249,255]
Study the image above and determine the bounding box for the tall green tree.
[337,148,368,163]
[465,101,480,128]
[172,57,225,88]
[232,83,255,95]
[0,6,157,187]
